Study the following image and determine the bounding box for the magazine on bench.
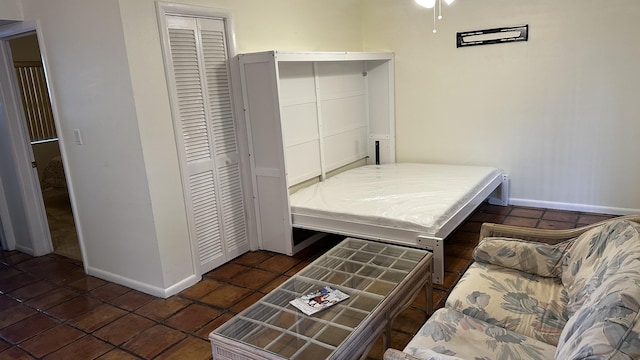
[290,285,349,315]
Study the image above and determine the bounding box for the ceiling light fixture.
[416,0,455,33]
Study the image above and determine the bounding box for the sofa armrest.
[472,217,640,277]
[383,348,465,360]
[478,215,640,243]
[473,237,571,277]
[479,223,583,243]
[384,349,422,360]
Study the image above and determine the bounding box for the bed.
[289,163,509,285]
[238,51,509,285]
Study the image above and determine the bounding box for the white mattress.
[289,163,501,236]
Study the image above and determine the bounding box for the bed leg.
[417,236,445,285]
[432,239,444,285]
[488,174,510,206]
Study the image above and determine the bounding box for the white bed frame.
[239,51,509,285]
[291,172,509,284]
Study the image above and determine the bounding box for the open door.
[0,23,81,261]
[8,34,81,261]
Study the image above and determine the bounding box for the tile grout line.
[0,255,224,359]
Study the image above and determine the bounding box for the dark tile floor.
[0,204,615,360]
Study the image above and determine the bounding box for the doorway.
[4,32,80,261]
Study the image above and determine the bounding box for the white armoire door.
[165,15,248,274]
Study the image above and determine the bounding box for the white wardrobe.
[238,51,395,255]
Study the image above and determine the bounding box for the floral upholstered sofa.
[384,215,640,360]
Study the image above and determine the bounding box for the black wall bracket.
[457,25,528,48]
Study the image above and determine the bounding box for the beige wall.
[218,0,364,53]
[363,0,640,214]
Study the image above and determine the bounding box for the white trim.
[238,57,264,251]
[273,51,393,62]
[162,274,200,297]
[225,19,258,252]
[0,21,35,38]
[86,265,201,298]
[312,62,326,180]
[386,55,396,162]
[157,2,231,20]
[14,242,34,254]
[0,172,16,250]
[155,3,200,279]
[509,198,639,216]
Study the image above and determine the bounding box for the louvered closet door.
[166,15,248,274]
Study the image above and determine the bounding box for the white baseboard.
[509,198,640,216]
[163,275,201,297]
[86,266,200,298]
[14,243,35,256]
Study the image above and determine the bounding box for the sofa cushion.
[446,261,569,345]
[473,237,571,278]
[404,308,557,360]
[556,220,640,359]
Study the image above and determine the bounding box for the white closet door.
[166,15,248,274]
